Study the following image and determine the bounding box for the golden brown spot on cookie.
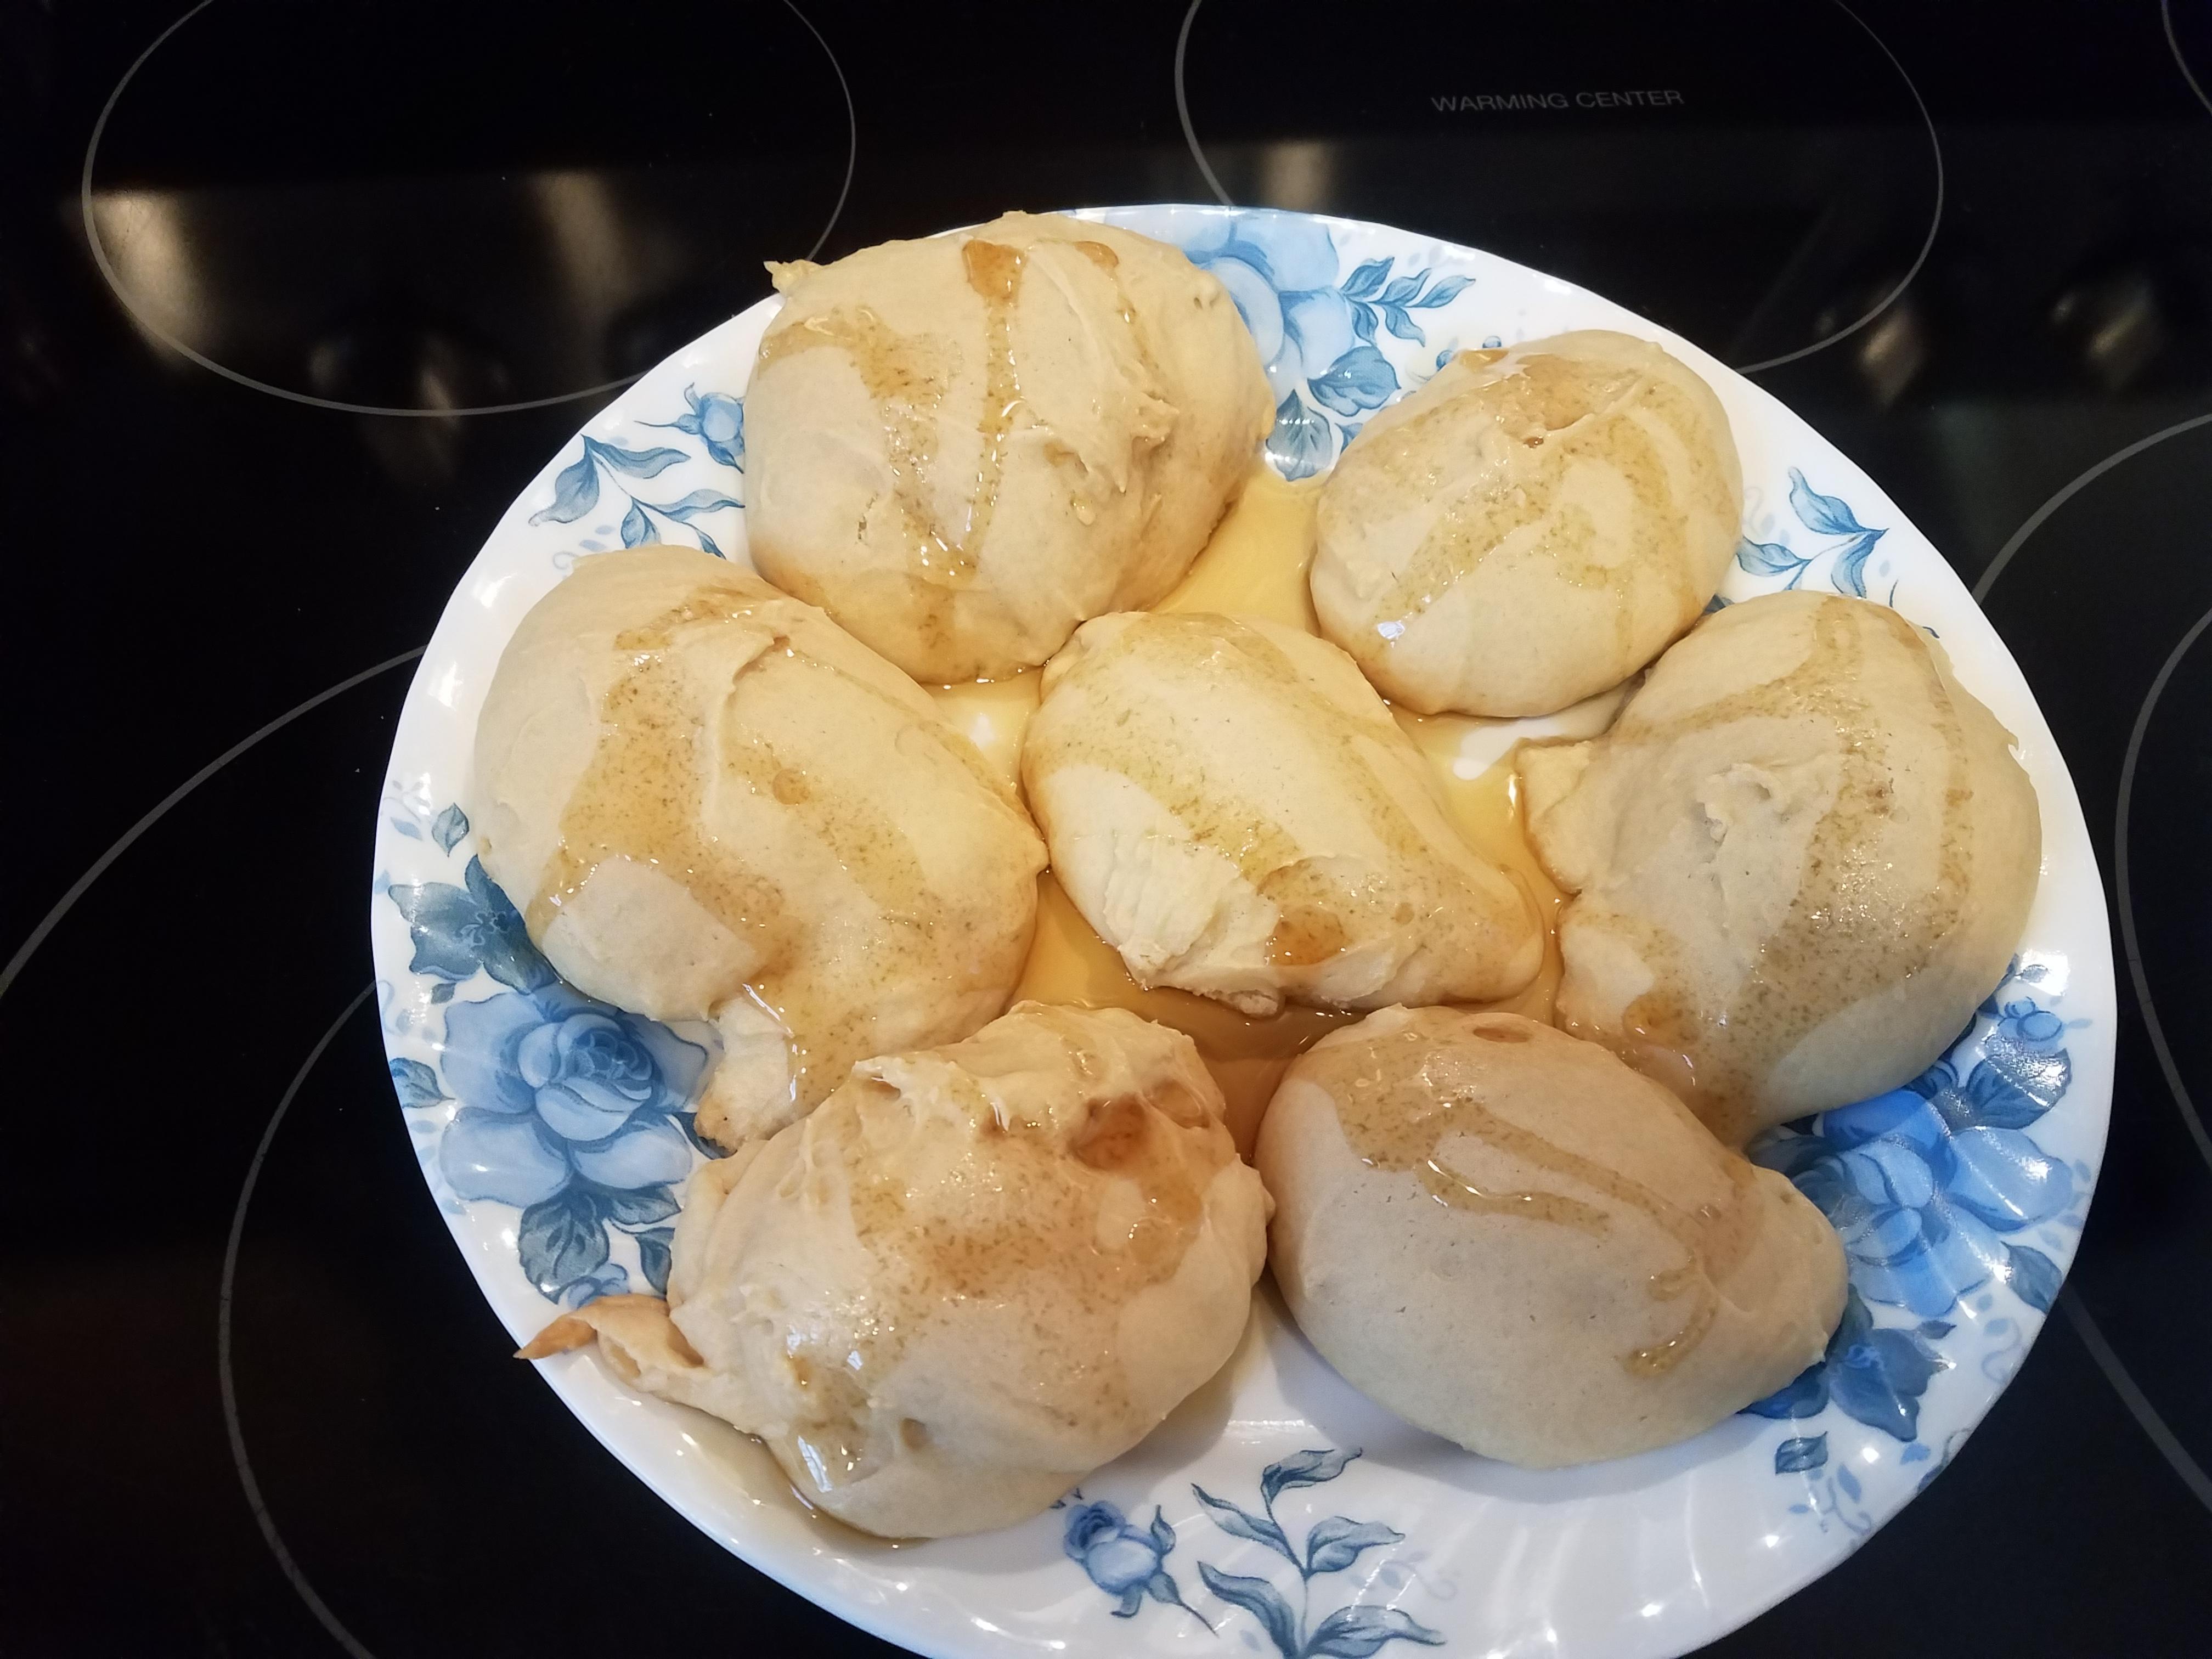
[958,239,1028,574]
[818,1012,1236,1453]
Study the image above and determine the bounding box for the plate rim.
[368,201,2117,1659]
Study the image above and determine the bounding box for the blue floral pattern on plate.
[1743,962,2086,1492]
[533,383,745,557]
[1735,467,1892,599]
[381,806,714,1307]
[375,205,2113,1658]
[1170,212,1473,481]
[1066,1449,1443,1658]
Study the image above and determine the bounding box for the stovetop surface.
[4,3,2209,1654]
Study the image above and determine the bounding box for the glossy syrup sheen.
[1602,597,1972,1142]
[1299,1013,1762,1376]
[533,571,1023,1132]
[945,467,1568,1148]
[827,1013,1240,1477]
[1365,345,1736,653]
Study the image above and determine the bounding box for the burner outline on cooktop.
[2062,1292,2212,1514]
[2114,602,2212,1181]
[1173,0,1943,375]
[79,0,856,419]
[0,647,425,1006]
[2165,0,2212,119]
[1972,414,2212,1527]
[219,984,385,1659]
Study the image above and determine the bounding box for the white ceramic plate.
[371,206,2114,1659]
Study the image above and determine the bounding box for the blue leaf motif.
[1745,1362,1828,1419]
[517,1187,609,1295]
[1268,391,1333,482]
[1831,1325,1944,1442]
[1736,537,1808,578]
[1410,274,1474,308]
[390,817,424,840]
[1261,1447,1362,1505]
[602,1184,680,1227]
[620,499,653,548]
[1305,1517,1402,1576]
[636,1226,674,1294]
[387,858,552,991]
[695,527,725,560]
[1350,303,1378,345]
[1379,304,1424,344]
[1149,1508,1176,1555]
[1830,528,1887,599]
[1916,1319,1956,1339]
[1339,258,1392,300]
[1835,1462,1863,1501]
[1775,1434,1829,1473]
[1786,468,1871,537]
[1303,1603,1447,1657]
[1308,345,1398,416]
[1377,273,1423,307]
[1196,1562,1299,1659]
[530,449,601,525]
[388,1057,446,1109]
[585,438,687,478]
[429,802,470,854]
[2005,1242,2062,1312]
[1192,1485,1295,1563]
[649,489,743,521]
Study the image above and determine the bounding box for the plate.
[371,206,2114,1659]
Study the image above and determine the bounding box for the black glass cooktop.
[4,2,2209,1655]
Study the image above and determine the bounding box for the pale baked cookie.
[1022,610,1543,1018]
[523,1003,1269,1538]
[469,545,1045,1147]
[746,212,1274,682]
[1311,330,1741,717]
[1522,590,2042,1146]
[1256,1006,1846,1468]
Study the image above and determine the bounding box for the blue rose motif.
[1063,1499,1205,1624]
[439,985,708,1207]
[1170,211,1472,481]
[1179,214,1353,403]
[655,383,744,470]
[1746,983,2081,1473]
[1757,1000,2074,1320]
[435,984,710,1302]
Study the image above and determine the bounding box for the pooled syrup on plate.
[981,467,1568,1149]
